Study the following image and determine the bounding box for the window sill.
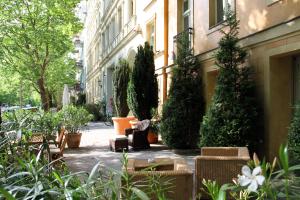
[207,21,226,36]
[267,0,282,7]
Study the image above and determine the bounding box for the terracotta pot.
[66,133,82,148]
[147,130,158,144]
[112,116,136,135]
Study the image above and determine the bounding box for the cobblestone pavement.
[64,122,198,173]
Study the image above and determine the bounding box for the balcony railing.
[173,27,193,57]
[102,15,137,58]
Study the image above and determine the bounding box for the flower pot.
[66,133,82,148]
[112,116,136,135]
[147,130,158,144]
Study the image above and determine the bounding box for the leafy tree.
[0,0,82,110]
[113,59,130,117]
[288,104,300,164]
[160,32,204,149]
[127,42,158,120]
[200,10,258,148]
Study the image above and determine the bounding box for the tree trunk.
[38,78,50,111]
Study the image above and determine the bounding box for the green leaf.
[279,144,289,173]
[131,187,150,200]
[0,187,15,200]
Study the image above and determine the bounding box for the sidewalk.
[64,122,197,173]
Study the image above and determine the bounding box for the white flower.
[238,165,265,192]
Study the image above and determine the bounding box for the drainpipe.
[163,0,168,103]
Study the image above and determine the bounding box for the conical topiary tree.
[113,59,130,117]
[288,103,300,164]
[127,42,158,120]
[200,10,258,149]
[160,32,204,149]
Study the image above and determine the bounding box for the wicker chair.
[125,127,150,150]
[123,158,193,200]
[195,147,250,199]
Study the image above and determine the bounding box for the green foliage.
[200,10,258,149]
[113,59,131,117]
[0,0,82,110]
[83,103,106,121]
[160,32,204,149]
[202,179,227,200]
[127,42,158,120]
[76,92,86,106]
[30,110,61,136]
[0,134,170,200]
[288,104,300,164]
[58,105,93,134]
[0,70,40,106]
[202,144,300,200]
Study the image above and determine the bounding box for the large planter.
[147,130,158,144]
[112,116,136,135]
[66,133,82,148]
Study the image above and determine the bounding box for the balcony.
[101,16,137,59]
[173,27,193,57]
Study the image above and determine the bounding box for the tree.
[200,10,258,149]
[0,0,81,110]
[127,42,158,120]
[113,59,130,117]
[160,32,204,149]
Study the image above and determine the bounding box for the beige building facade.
[83,0,300,158]
[164,0,300,159]
[84,0,166,109]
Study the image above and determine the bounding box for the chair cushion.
[136,120,150,131]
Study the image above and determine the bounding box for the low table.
[109,136,128,152]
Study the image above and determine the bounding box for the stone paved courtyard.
[64,122,197,173]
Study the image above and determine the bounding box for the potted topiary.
[112,59,135,135]
[127,42,158,121]
[58,105,92,148]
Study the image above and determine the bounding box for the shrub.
[160,32,204,149]
[127,42,158,120]
[84,103,105,121]
[113,59,131,117]
[76,92,86,106]
[199,10,258,149]
[288,103,300,164]
[58,105,93,134]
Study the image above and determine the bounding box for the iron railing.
[173,27,193,57]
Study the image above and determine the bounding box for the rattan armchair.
[125,127,150,150]
[195,147,250,199]
[123,158,193,200]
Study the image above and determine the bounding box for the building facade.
[167,0,300,159]
[83,0,300,159]
[83,0,166,111]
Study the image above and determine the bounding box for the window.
[146,19,155,51]
[128,0,135,19]
[118,7,123,33]
[209,0,233,27]
[183,0,190,30]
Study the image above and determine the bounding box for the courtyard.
[65,122,196,172]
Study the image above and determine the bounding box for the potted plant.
[148,119,159,144]
[58,105,92,148]
[30,110,60,142]
[127,42,158,121]
[111,59,135,135]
